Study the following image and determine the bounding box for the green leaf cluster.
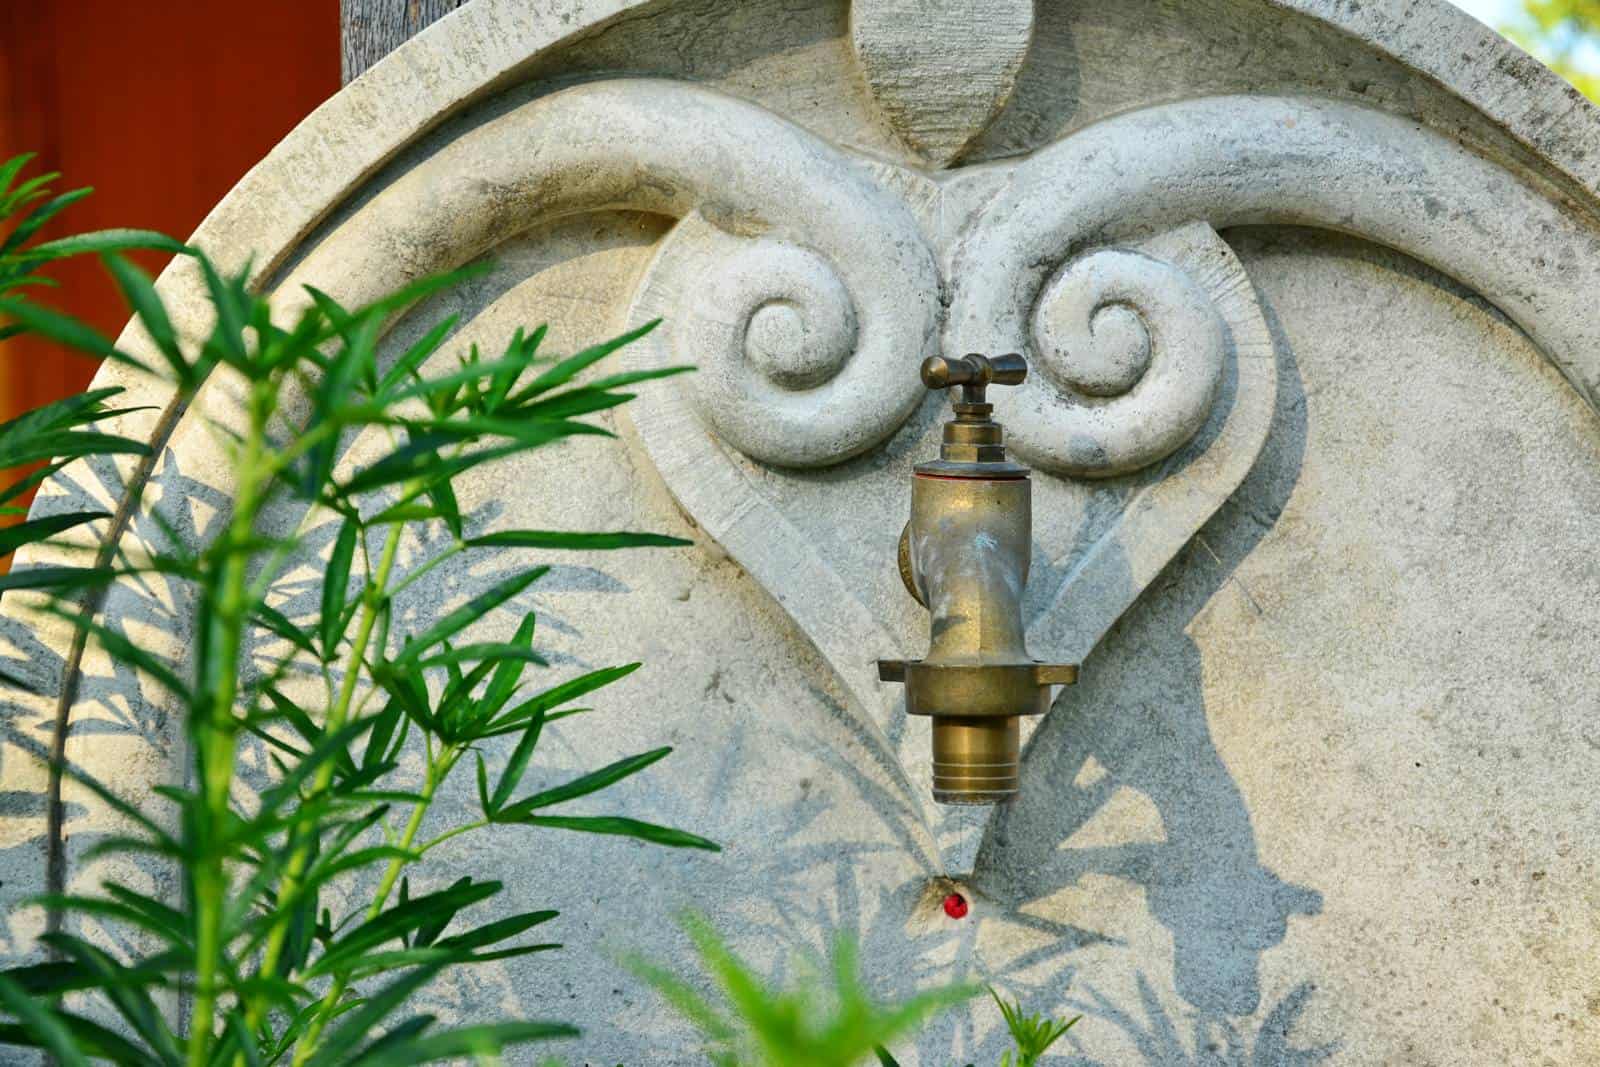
[628,914,1087,1067]
[629,914,979,1067]
[0,155,179,626]
[0,154,714,1066]
[988,988,1079,1067]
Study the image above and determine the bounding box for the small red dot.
[942,892,969,919]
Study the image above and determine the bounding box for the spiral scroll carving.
[634,206,934,468]
[1017,248,1226,477]
[666,231,926,468]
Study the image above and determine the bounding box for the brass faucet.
[878,353,1077,805]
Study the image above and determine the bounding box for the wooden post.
[341,0,469,83]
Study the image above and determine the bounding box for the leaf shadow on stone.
[962,281,1334,1064]
[1057,974,1339,1067]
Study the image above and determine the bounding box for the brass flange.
[876,660,1078,718]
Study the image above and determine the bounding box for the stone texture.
[850,0,1033,164]
[4,1,1600,1064]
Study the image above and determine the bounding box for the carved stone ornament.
[5,1,1600,1062]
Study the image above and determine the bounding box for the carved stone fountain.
[5,1,1599,1062]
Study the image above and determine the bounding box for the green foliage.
[629,914,979,1067]
[0,154,716,1065]
[1503,1,1600,100]
[988,988,1079,1067]
[630,916,1088,1067]
[0,156,180,621]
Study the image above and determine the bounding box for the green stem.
[288,749,452,1066]
[415,817,488,856]
[188,386,269,1067]
[383,541,463,601]
[242,516,405,1047]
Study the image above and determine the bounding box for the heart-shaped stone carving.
[624,190,1276,871]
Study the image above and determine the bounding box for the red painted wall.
[0,0,340,418]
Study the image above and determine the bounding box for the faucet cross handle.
[920,352,1027,409]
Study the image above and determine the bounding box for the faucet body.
[879,354,1076,804]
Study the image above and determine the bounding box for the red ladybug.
[942,892,969,920]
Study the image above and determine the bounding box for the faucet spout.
[879,354,1077,804]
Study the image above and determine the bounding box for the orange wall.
[0,0,340,418]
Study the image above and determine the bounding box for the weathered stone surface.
[850,0,1033,164]
[4,1,1600,1064]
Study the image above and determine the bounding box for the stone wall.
[3,1,1598,1062]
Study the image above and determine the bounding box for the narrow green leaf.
[477,704,589,737]
[250,601,317,657]
[18,228,185,262]
[253,714,378,823]
[364,502,441,526]
[623,952,736,1047]
[433,909,558,954]
[0,459,71,508]
[434,654,501,742]
[0,976,90,1066]
[348,1021,577,1067]
[474,751,492,813]
[0,154,36,196]
[0,188,91,256]
[308,878,501,980]
[0,510,107,556]
[102,253,187,383]
[345,430,595,498]
[393,567,548,665]
[413,642,547,673]
[0,297,149,372]
[0,386,135,458]
[428,475,462,539]
[321,517,359,657]
[0,1017,156,1067]
[0,565,116,596]
[489,324,546,411]
[379,354,525,406]
[364,697,405,772]
[0,172,58,216]
[480,612,536,719]
[43,933,179,1063]
[343,263,490,330]
[302,964,450,1067]
[573,365,694,393]
[511,319,661,400]
[500,747,673,816]
[465,529,691,551]
[514,389,633,421]
[27,894,182,949]
[488,710,546,817]
[222,1013,267,1067]
[0,428,149,468]
[198,255,247,363]
[377,313,457,396]
[487,663,640,734]
[102,884,189,948]
[508,814,720,851]
[301,846,420,899]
